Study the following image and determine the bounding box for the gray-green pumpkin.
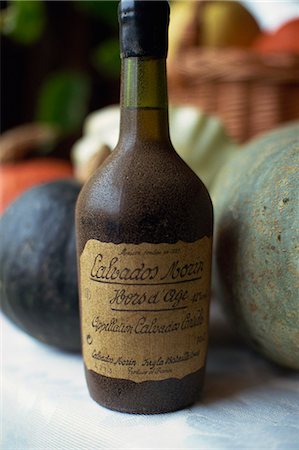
[214,122,299,370]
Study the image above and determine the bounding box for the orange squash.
[253,18,299,54]
[0,158,73,214]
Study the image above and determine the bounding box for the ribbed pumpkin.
[214,122,299,369]
[0,158,73,214]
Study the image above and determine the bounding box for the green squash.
[0,180,81,351]
[71,105,238,192]
[214,122,299,369]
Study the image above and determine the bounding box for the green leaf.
[74,0,118,29]
[1,0,46,45]
[36,71,91,134]
[92,38,120,79]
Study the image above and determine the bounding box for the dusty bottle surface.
[76,0,213,414]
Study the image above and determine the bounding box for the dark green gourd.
[0,180,81,351]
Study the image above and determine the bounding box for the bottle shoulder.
[77,144,213,229]
[79,141,211,205]
[76,142,213,246]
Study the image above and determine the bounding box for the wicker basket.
[168,5,299,143]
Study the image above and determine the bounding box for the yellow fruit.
[168,1,197,62]
[201,1,261,48]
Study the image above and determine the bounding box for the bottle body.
[76,108,213,412]
[76,1,213,413]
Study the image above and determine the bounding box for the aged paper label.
[80,237,212,382]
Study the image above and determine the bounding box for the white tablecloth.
[2,305,299,450]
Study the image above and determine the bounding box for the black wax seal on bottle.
[118,0,170,58]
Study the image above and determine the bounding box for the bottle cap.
[118,0,170,58]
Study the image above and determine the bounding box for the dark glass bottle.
[76,0,213,414]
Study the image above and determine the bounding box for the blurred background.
[1,0,299,210]
[1,0,298,207]
[1,1,299,137]
[1,1,120,149]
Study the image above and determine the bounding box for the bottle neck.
[118,57,170,145]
